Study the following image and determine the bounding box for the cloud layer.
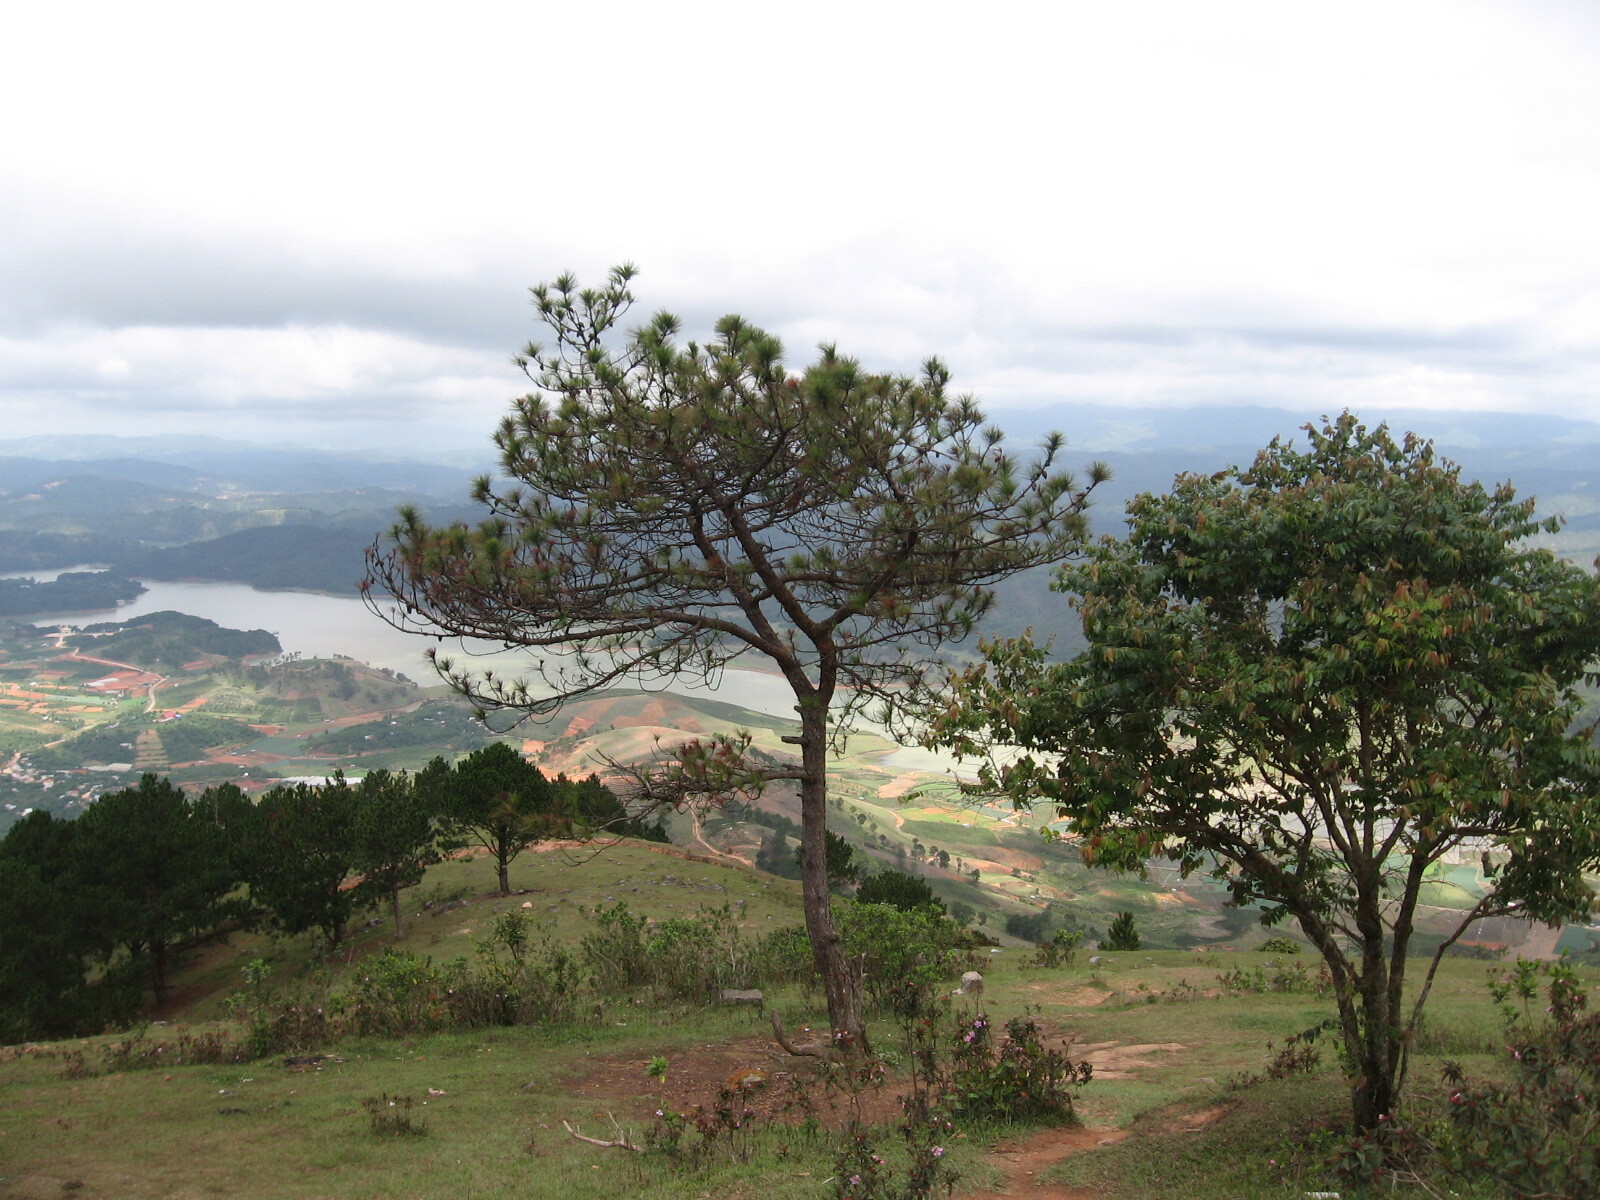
[3,1,1598,452]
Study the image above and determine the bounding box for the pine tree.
[368,266,1102,1050]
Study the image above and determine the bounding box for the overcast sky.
[3,1,1599,455]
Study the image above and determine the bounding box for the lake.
[21,581,821,723]
[19,577,972,771]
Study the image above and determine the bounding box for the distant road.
[59,647,168,713]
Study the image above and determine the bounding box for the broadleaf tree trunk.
[1306,907,1400,1133]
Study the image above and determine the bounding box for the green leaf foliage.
[928,414,1600,1130]
[349,770,441,940]
[1103,911,1141,951]
[795,829,859,889]
[855,868,943,912]
[226,774,368,946]
[66,776,241,1000]
[0,812,141,1041]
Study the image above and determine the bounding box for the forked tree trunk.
[1309,918,1401,1133]
[795,705,869,1056]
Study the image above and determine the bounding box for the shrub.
[1440,968,1596,1200]
[443,912,581,1027]
[1003,911,1050,943]
[856,871,942,913]
[98,1028,250,1072]
[839,901,968,1017]
[941,1013,1092,1124]
[1034,929,1083,969]
[244,999,340,1058]
[578,901,651,994]
[1217,960,1328,996]
[363,1093,428,1137]
[642,905,762,1002]
[1259,935,1302,954]
[343,949,447,1036]
[579,902,766,1003]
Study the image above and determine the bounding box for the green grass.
[5,837,1596,1200]
[180,838,807,1021]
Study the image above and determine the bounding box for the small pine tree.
[1104,911,1141,951]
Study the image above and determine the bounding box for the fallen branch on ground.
[561,1116,643,1153]
[771,1012,842,1063]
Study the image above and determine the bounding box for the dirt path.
[686,807,752,867]
[962,1099,1231,1199]
[965,1124,1126,1199]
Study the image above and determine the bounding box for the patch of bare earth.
[965,1125,1128,1200]
[876,772,923,800]
[957,1037,1195,1198]
[963,1102,1230,1200]
[560,1035,904,1130]
[557,1017,1204,1200]
[973,846,1046,872]
[1075,1041,1186,1080]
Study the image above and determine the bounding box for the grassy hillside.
[1,834,1591,1200]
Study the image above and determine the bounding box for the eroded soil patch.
[559,1034,904,1129]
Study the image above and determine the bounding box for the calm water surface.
[22,581,804,720]
[21,578,970,771]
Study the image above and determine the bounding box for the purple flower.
[932,1146,945,1157]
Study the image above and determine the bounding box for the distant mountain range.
[0,441,488,498]
[984,402,1600,455]
[0,403,1593,632]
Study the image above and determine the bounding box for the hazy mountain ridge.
[1,405,1593,627]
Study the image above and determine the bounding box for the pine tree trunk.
[391,884,404,940]
[151,939,170,1001]
[796,705,868,1056]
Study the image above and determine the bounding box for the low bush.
[362,1092,428,1137]
[940,1013,1092,1124]
[1033,929,1082,969]
[1440,966,1596,1200]
[839,901,971,1018]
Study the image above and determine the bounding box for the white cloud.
[0,324,508,438]
[1,0,1598,443]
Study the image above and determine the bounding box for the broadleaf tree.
[922,415,1600,1129]
[366,265,1104,1051]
